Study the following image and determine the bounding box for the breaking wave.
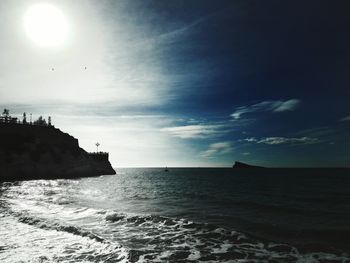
[103,211,350,262]
[1,173,350,262]
[3,206,349,262]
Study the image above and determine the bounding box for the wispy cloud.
[340,115,350,122]
[151,11,219,45]
[160,124,226,139]
[243,136,318,145]
[200,142,233,158]
[231,99,300,119]
[243,137,258,142]
[258,137,318,145]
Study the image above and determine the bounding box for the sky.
[1,0,350,167]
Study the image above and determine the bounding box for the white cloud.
[160,124,226,139]
[244,136,318,145]
[273,99,300,112]
[340,115,350,121]
[48,113,203,167]
[231,99,300,119]
[243,137,258,142]
[258,137,318,145]
[200,142,233,158]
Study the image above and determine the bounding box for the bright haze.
[1,0,350,167]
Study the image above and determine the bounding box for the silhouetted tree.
[23,112,27,124]
[48,116,52,126]
[33,116,47,126]
[2,108,10,122]
[2,108,9,115]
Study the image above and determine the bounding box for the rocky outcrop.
[88,152,116,175]
[0,123,116,181]
[233,161,265,169]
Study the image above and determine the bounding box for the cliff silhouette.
[0,123,115,181]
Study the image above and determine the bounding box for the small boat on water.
[164,166,169,172]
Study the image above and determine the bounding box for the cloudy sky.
[1,0,350,167]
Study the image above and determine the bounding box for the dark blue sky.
[124,0,350,166]
[137,0,350,113]
[2,0,350,166]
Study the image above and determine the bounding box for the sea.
[1,168,350,263]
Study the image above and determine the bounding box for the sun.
[23,3,69,47]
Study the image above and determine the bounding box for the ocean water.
[1,168,350,262]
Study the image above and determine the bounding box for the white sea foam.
[1,172,350,263]
[0,215,128,263]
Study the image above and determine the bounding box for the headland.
[0,109,115,181]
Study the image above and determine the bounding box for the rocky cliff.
[0,123,116,181]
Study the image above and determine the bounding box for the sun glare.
[23,3,69,47]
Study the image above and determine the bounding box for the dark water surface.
[1,168,350,262]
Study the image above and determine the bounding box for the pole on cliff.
[96,142,100,153]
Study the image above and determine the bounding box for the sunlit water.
[1,168,350,262]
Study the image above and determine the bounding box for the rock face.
[0,123,116,181]
[232,161,265,169]
[88,152,116,175]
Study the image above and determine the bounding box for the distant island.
[0,109,115,181]
[233,161,265,169]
